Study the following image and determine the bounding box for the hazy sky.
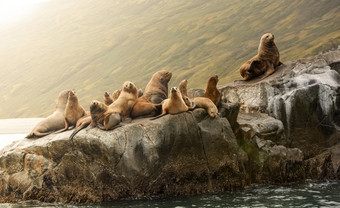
[0,0,49,26]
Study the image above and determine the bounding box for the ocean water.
[1,181,339,208]
[0,134,27,150]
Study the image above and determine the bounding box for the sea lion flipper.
[150,113,167,120]
[69,123,90,141]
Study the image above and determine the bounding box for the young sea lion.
[204,75,221,107]
[131,70,172,118]
[26,89,71,138]
[150,87,190,120]
[239,33,281,81]
[56,90,87,133]
[109,81,138,121]
[191,97,218,118]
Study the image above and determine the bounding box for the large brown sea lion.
[131,70,172,118]
[191,97,218,118]
[204,75,221,106]
[239,33,281,81]
[26,89,71,138]
[109,81,138,121]
[150,87,190,120]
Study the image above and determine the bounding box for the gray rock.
[220,50,340,158]
[0,107,247,203]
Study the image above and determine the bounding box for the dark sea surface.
[1,180,339,208]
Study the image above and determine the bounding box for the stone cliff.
[0,50,339,203]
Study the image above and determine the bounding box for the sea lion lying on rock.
[26,89,71,138]
[191,97,218,118]
[151,87,191,120]
[239,33,281,81]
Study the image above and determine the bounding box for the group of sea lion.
[26,33,281,139]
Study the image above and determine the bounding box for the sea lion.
[90,100,121,130]
[140,70,173,104]
[178,79,195,108]
[26,89,71,138]
[150,87,190,120]
[104,92,114,106]
[109,81,138,121]
[131,70,172,118]
[138,88,143,97]
[112,89,121,101]
[204,75,221,106]
[191,97,218,118]
[56,90,87,133]
[179,79,188,97]
[239,33,281,81]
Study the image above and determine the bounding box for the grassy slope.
[0,0,339,118]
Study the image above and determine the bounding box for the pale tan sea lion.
[239,33,281,81]
[191,97,218,118]
[150,87,189,120]
[26,89,71,138]
[109,81,138,121]
[204,75,221,106]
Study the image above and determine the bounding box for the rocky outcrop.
[0,50,339,204]
[220,49,340,158]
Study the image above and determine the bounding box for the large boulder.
[220,50,340,158]
[0,107,247,203]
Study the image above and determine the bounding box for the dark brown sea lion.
[204,75,221,106]
[239,33,281,81]
[150,87,190,120]
[26,89,71,138]
[131,70,172,118]
[191,97,218,118]
[109,81,138,121]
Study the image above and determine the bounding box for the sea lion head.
[158,70,172,84]
[104,92,110,98]
[90,100,106,113]
[122,81,138,94]
[261,33,275,44]
[56,89,72,109]
[208,75,219,85]
[170,87,181,98]
[180,79,188,86]
[68,90,78,102]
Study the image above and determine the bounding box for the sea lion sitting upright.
[26,89,71,138]
[191,97,218,118]
[112,89,121,101]
[56,90,86,133]
[109,81,138,121]
[104,92,114,106]
[178,79,195,109]
[150,87,190,120]
[204,75,221,107]
[131,70,172,118]
[239,33,281,81]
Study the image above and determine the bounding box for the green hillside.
[0,0,339,118]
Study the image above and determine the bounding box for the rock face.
[1,50,339,203]
[220,50,340,158]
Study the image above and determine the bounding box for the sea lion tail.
[69,123,89,141]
